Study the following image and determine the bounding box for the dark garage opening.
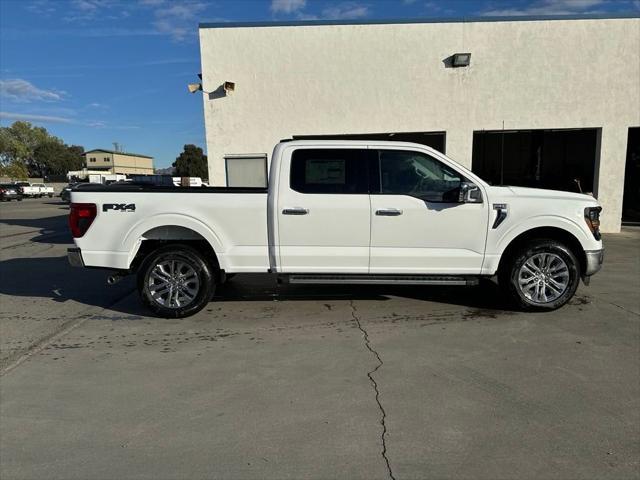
[472,128,599,194]
[293,131,446,154]
[622,127,640,224]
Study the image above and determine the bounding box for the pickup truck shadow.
[0,213,72,245]
[0,256,138,313]
[0,256,509,317]
[216,274,508,310]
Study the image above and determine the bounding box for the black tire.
[499,238,580,311]
[137,244,216,318]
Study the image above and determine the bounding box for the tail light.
[69,203,97,238]
[584,206,602,240]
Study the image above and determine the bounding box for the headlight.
[584,206,602,240]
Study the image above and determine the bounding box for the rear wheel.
[137,244,215,318]
[499,238,580,311]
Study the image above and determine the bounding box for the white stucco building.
[199,14,640,232]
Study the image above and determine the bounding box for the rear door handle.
[282,207,309,215]
[375,208,403,216]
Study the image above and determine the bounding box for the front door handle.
[282,207,309,215]
[375,208,403,216]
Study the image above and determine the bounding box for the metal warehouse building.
[198,14,640,232]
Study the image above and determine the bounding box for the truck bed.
[71,184,269,272]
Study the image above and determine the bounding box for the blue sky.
[1,0,638,168]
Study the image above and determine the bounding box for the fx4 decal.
[103,203,136,212]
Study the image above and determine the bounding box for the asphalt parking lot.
[1,197,639,480]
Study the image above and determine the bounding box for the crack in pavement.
[349,300,396,480]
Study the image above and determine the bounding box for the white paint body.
[72,140,602,277]
[16,182,53,197]
[199,17,640,232]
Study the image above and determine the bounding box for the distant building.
[83,149,154,175]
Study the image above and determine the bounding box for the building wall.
[112,153,154,174]
[83,151,154,175]
[84,151,113,171]
[199,17,640,232]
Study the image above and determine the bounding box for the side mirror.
[458,181,482,203]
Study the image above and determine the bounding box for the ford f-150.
[68,140,604,318]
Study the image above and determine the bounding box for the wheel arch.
[497,226,587,276]
[125,219,226,275]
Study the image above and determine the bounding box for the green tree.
[34,141,84,176]
[0,160,29,179]
[0,121,57,177]
[173,144,208,179]
[0,121,85,178]
[67,145,85,168]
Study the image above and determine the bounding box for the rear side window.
[290,149,368,194]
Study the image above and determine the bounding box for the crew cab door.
[369,148,488,274]
[276,147,370,273]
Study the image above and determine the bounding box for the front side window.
[376,150,462,202]
[290,149,368,194]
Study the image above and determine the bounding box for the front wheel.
[499,239,580,311]
[137,244,216,318]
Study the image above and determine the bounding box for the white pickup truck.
[68,140,604,318]
[15,182,54,198]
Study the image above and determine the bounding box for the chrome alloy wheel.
[517,252,570,304]
[147,259,200,308]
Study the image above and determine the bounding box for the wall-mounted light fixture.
[451,53,471,67]
[187,78,236,96]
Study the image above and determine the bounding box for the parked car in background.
[61,182,100,203]
[0,184,23,202]
[14,182,40,198]
[31,183,55,197]
[60,183,78,202]
[13,182,54,198]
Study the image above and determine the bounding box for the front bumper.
[584,249,604,276]
[67,247,85,267]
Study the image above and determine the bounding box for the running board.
[285,274,479,286]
